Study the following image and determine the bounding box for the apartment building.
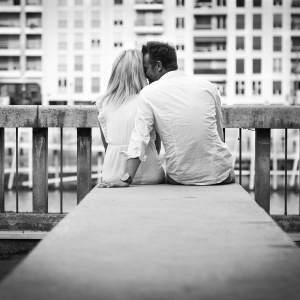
[0,0,300,105]
[0,0,42,105]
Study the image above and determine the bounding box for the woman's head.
[99,49,147,109]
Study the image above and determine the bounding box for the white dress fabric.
[96,94,165,184]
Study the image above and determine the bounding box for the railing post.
[32,128,48,213]
[77,128,91,204]
[255,128,271,214]
[0,128,4,212]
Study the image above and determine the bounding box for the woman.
[95,49,165,185]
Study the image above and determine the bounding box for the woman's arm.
[155,132,161,155]
[99,122,108,153]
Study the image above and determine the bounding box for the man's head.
[142,41,178,84]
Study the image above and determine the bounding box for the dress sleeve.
[95,101,108,141]
[121,95,154,161]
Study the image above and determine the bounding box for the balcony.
[0,0,21,12]
[0,35,20,49]
[194,59,226,74]
[134,19,164,34]
[292,15,300,30]
[194,15,226,30]
[134,0,164,10]
[291,37,300,52]
[292,0,300,7]
[0,13,20,29]
[26,13,42,29]
[26,34,41,49]
[194,37,226,54]
[194,0,212,8]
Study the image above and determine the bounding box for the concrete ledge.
[0,231,47,240]
[38,105,98,128]
[0,213,66,231]
[272,215,300,232]
[0,105,37,128]
[0,105,300,128]
[0,184,300,299]
[222,105,300,129]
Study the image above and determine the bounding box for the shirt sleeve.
[121,95,154,161]
[215,90,224,142]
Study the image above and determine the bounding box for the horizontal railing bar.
[0,105,300,128]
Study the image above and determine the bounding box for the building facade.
[0,0,299,105]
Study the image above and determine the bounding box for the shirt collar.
[159,70,187,81]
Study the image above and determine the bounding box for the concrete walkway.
[0,184,300,299]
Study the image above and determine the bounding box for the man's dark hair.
[142,41,178,71]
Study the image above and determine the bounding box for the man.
[99,41,234,188]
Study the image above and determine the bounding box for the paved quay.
[0,183,300,299]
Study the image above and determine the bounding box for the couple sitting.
[96,41,235,188]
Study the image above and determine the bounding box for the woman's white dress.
[96,94,165,184]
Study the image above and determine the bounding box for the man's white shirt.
[122,70,233,185]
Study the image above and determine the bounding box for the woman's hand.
[97,180,130,188]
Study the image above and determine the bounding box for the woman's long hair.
[97,49,147,110]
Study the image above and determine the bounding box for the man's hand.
[97,180,130,188]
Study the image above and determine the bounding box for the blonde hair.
[97,49,147,110]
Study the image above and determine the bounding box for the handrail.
[0,105,300,128]
[0,105,299,215]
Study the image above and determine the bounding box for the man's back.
[140,70,233,185]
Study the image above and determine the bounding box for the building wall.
[0,0,299,106]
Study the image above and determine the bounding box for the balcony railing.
[135,0,163,4]
[0,40,20,49]
[0,105,299,216]
[135,19,163,26]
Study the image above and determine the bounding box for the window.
[273,0,282,5]
[91,34,100,48]
[176,44,185,51]
[114,20,123,26]
[74,55,83,71]
[176,17,184,29]
[253,81,261,95]
[58,33,67,49]
[26,56,41,71]
[273,14,282,28]
[74,11,83,28]
[253,59,261,73]
[236,36,244,50]
[253,36,261,50]
[91,77,100,93]
[74,77,83,93]
[176,0,184,6]
[91,55,100,72]
[114,42,123,48]
[58,11,67,28]
[236,15,245,29]
[253,0,261,6]
[273,36,281,51]
[75,0,83,5]
[58,77,67,93]
[236,81,245,95]
[236,59,244,74]
[253,14,261,29]
[74,33,83,49]
[91,11,100,28]
[273,58,281,72]
[58,55,67,71]
[58,0,66,5]
[217,0,226,6]
[91,0,101,5]
[273,81,281,95]
[236,0,244,7]
[114,0,122,4]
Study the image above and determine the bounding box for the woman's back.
[98,94,165,184]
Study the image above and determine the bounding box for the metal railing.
[0,105,299,215]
